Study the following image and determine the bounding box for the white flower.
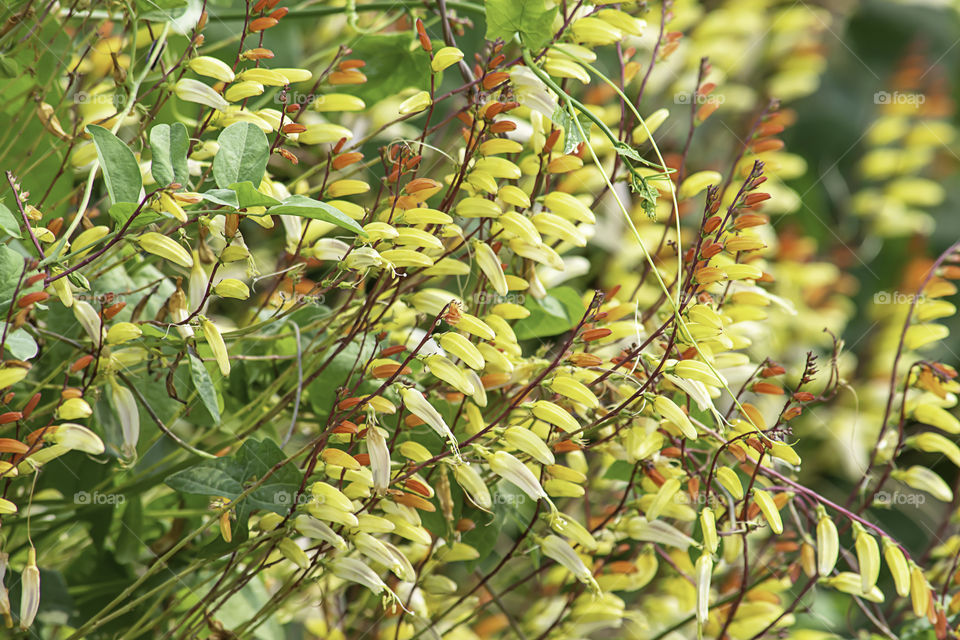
[510,66,559,118]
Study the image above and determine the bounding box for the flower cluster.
[0,0,957,639]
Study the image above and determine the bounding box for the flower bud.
[188,56,235,82]
[214,278,250,300]
[542,535,601,594]
[753,489,783,534]
[18,548,39,630]
[137,232,193,268]
[56,396,92,420]
[106,322,142,345]
[398,91,431,115]
[504,426,554,466]
[200,317,230,376]
[431,47,464,72]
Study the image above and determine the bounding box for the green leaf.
[114,496,143,564]
[229,182,281,209]
[149,123,190,187]
[339,34,430,103]
[188,352,221,425]
[269,195,365,235]
[108,201,163,228]
[0,202,21,238]
[513,286,586,340]
[0,245,24,313]
[165,438,301,515]
[485,0,558,52]
[4,328,37,360]
[201,189,240,209]
[86,125,143,205]
[212,122,270,190]
[307,337,377,420]
[551,104,590,154]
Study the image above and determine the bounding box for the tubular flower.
[399,386,461,460]
[110,379,139,458]
[700,507,718,554]
[367,425,391,491]
[504,426,555,465]
[753,489,783,534]
[188,56,235,82]
[472,240,509,297]
[816,508,839,576]
[137,232,193,268]
[431,47,463,72]
[173,78,229,112]
[696,551,713,628]
[453,462,492,511]
[18,548,39,630]
[853,523,881,593]
[541,535,601,594]
[200,317,230,377]
[487,450,548,503]
[883,538,911,597]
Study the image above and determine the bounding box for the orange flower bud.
[249,17,278,32]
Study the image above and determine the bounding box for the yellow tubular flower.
[438,333,485,370]
[188,56,235,82]
[137,232,193,268]
[541,535,601,594]
[453,462,492,511]
[472,240,509,297]
[532,400,580,433]
[696,551,713,628]
[883,538,911,597]
[200,317,230,376]
[646,477,680,521]
[853,523,881,593]
[716,467,744,500]
[238,68,288,86]
[431,47,464,73]
[504,426,555,466]
[700,507,718,554]
[224,81,264,102]
[753,489,783,534]
[816,508,839,576]
[910,564,929,617]
[653,395,697,439]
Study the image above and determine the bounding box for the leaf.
[269,195,365,235]
[307,337,377,421]
[0,244,24,313]
[551,104,590,154]
[485,0,558,52]
[201,189,240,209]
[108,201,163,228]
[165,438,302,515]
[338,34,431,103]
[229,182,281,209]
[0,202,21,238]
[149,123,190,187]
[513,286,586,340]
[188,352,221,425]
[212,122,270,190]
[86,125,143,205]
[629,170,659,219]
[114,496,143,564]
[4,328,37,360]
